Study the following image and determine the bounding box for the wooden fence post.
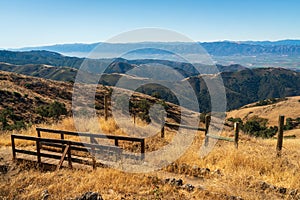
[90,136,96,170]
[204,115,211,147]
[277,115,285,157]
[37,129,41,137]
[115,139,119,146]
[67,141,72,169]
[37,129,42,150]
[36,138,41,165]
[141,139,145,160]
[104,95,108,121]
[161,126,165,138]
[61,133,65,153]
[160,114,165,138]
[11,135,16,160]
[234,122,239,149]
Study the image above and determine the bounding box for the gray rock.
[76,192,103,200]
[179,164,188,173]
[182,184,194,192]
[277,187,287,194]
[199,168,210,175]
[169,178,183,187]
[212,169,222,176]
[174,179,183,187]
[41,190,50,200]
[0,165,8,174]
[259,181,270,190]
[290,189,298,196]
[164,178,171,184]
[228,196,243,200]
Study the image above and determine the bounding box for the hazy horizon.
[1,0,300,48]
[2,38,300,50]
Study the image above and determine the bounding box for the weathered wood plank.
[57,144,70,170]
[36,127,144,142]
[165,122,206,132]
[206,134,234,142]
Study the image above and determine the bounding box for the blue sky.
[0,0,299,48]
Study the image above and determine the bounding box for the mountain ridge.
[11,40,300,57]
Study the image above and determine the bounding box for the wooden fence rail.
[11,128,146,169]
[36,127,145,158]
[161,115,239,148]
[11,134,123,169]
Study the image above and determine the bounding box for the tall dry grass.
[1,117,300,199]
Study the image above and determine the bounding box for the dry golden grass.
[1,116,300,199]
[227,96,300,126]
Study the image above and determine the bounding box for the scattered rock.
[199,168,210,175]
[191,165,199,174]
[165,178,183,187]
[182,184,195,192]
[269,185,277,190]
[259,181,270,190]
[108,189,114,195]
[0,164,8,174]
[228,195,243,200]
[277,187,287,194]
[164,178,171,184]
[179,164,189,174]
[41,190,50,200]
[290,189,298,196]
[257,181,288,195]
[212,169,222,176]
[75,192,103,200]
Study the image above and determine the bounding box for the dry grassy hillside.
[1,71,300,199]
[1,116,300,199]
[227,96,300,126]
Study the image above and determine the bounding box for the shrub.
[228,117,243,124]
[36,101,67,120]
[13,91,22,98]
[242,117,277,138]
[0,108,27,131]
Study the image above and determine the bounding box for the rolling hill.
[0,70,184,130]
[227,96,300,127]
[1,50,300,112]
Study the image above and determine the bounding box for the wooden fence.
[162,115,240,149]
[11,128,145,170]
[160,114,289,153]
[11,114,289,170]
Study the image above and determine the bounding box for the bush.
[255,98,287,107]
[0,108,27,131]
[242,117,278,138]
[13,91,22,98]
[284,118,293,130]
[36,101,67,120]
[228,117,243,124]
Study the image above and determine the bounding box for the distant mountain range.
[13,40,300,57]
[10,40,300,69]
[1,50,300,112]
[241,40,300,46]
